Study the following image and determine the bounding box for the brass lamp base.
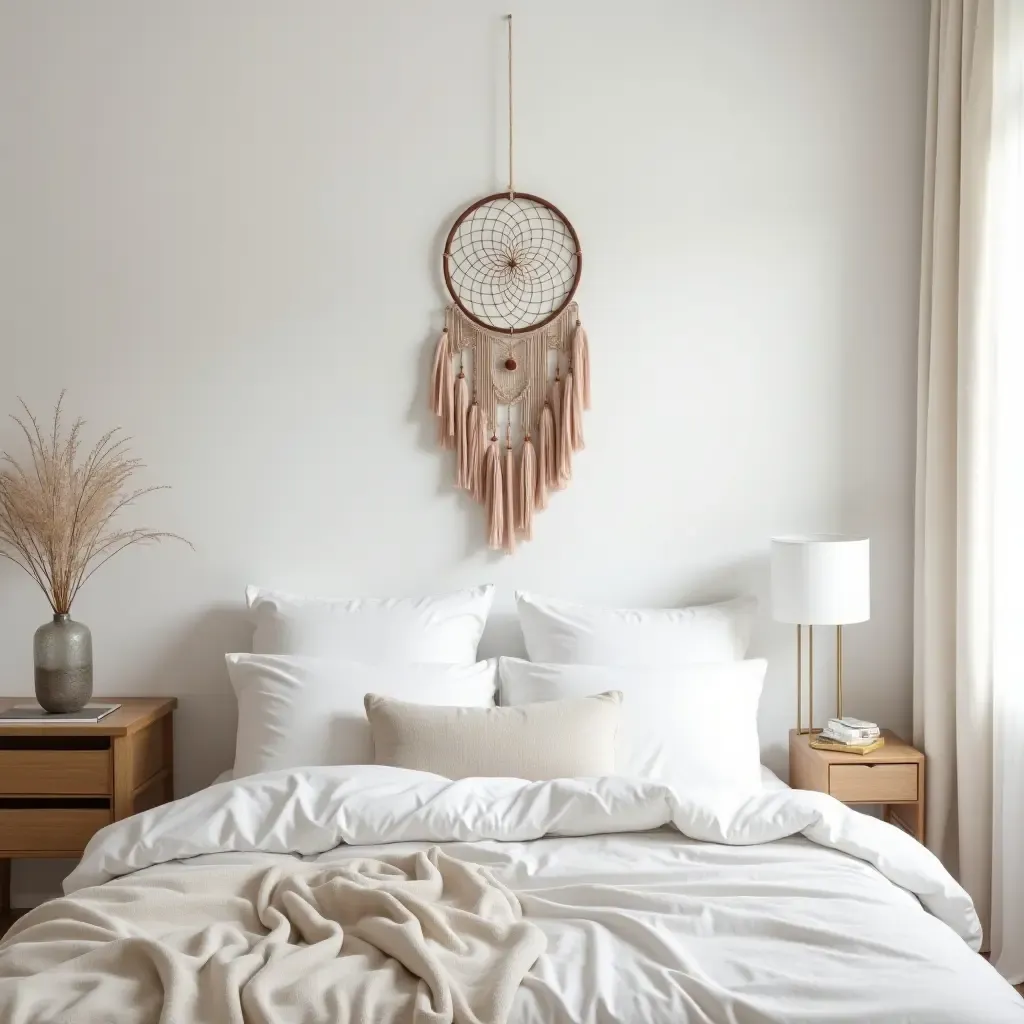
[795,623,845,734]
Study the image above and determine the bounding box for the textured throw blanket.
[0,848,546,1024]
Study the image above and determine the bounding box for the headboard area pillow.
[499,657,766,795]
[364,691,622,781]
[515,592,756,665]
[246,584,494,663]
[226,654,497,778]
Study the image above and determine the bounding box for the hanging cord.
[507,14,514,198]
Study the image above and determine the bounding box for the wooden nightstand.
[789,729,925,842]
[0,697,177,920]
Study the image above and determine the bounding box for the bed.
[3,587,1019,1022]
[0,763,1020,1023]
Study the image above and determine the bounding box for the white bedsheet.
[7,767,1022,1023]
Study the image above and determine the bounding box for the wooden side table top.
[0,698,177,736]
[789,728,923,764]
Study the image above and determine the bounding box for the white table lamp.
[771,535,870,737]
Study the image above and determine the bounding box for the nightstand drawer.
[829,763,918,803]
[0,808,111,854]
[0,748,111,796]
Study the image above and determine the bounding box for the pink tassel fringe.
[571,323,591,410]
[503,442,517,554]
[454,373,469,488]
[466,402,484,501]
[558,369,574,485]
[430,328,455,449]
[551,372,562,444]
[536,403,555,507]
[569,365,585,452]
[483,438,503,550]
[431,310,591,552]
[519,436,536,540]
[430,328,449,415]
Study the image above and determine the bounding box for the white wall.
[0,0,927,903]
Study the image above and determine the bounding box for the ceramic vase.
[33,613,93,713]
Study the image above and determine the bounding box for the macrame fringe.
[430,327,449,416]
[429,304,590,553]
[430,328,455,449]
[536,403,555,508]
[572,322,591,410]
[569,365,585,452]
[551,371,563,447]
[466,402,484,501]
[484,437,503,550]
[519,436,536,540]
[503,442,516,555]
[454,372,469,488]
[558,369,574,484]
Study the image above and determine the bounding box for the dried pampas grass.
[0,392,191,615]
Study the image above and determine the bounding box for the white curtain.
[914,0,1024,983]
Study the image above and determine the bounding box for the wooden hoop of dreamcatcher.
[442,191,582,334]
[428,16,591,555]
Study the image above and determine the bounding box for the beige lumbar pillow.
[363,690,622,781]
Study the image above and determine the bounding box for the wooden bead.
[504,357,517,371]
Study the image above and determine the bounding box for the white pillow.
[498,657,766,795]
[226,653,497,778]
[246,584,494,663]
[515,592,756,664]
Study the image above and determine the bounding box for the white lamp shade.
[771,535,870,625]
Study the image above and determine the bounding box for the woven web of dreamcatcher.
[446,196,579,332]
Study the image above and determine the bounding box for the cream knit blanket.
[0,848,546,1024]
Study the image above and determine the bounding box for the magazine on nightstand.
[0,703,121,724]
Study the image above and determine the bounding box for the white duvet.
[4,766,1023,1023]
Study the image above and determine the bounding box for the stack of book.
[813,716,884,755]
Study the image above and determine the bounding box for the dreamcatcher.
[429,15,590,553]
